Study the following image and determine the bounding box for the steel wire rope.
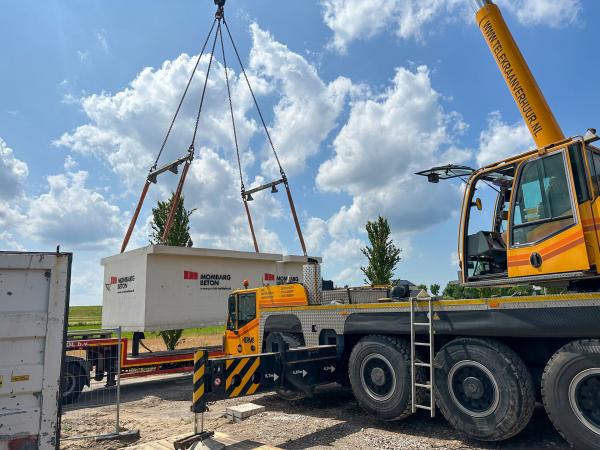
[151,17,217,171]
[190,19,222,149]
[222,17,285,178]
[218,22,245,190]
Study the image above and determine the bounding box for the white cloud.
[317,66,466,236]
[64,155,78,170]
[77,49,89,62]
[0,231,25,251]
[0,138,28,200]
[54,23,355,258]
[496,0,581,28]
[476,111,533,167]
[321,0,581,53]
[97,30,109,52]
[55,50,260,190]
[304,217,329,254]
[24,171,122,250]
[248,24,356,176]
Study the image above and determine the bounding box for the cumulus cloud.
[0,138,28,200]
[496,0,581,28]
[55,23,341,255]
[317,66,466,236]
[24,171,123,249]
[55,51,260,190]
[476,111,533,166]
[321,0,581,52]
[249,24,356,176]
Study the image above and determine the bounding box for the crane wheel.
[265,332,306,401]
[348,335,420,421]
[542,339,600,450]
[434,338,534,441]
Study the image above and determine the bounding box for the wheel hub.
[360,353,396,402]
[570,369,600,434]
[371,367,386,386]
[448,360,499,418]
[463,376,484,399]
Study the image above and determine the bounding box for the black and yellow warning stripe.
[225,356,261,398]
[192,350,206,413]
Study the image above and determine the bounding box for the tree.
[149,193,195,350]
[149,193,195,247]
[361,216,401,285]
[430,283,441,297]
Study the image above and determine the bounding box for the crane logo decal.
[481,20,543,137]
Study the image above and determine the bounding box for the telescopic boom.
[474,0,564,148]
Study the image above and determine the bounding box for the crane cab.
[223,283,309,356]
[419,131,600,288]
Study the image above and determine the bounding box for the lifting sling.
[121,0,307,256]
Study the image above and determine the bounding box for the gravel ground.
[60,376,569,450]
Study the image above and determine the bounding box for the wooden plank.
[130,432,280,450]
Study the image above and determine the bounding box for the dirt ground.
[60,375,569,450]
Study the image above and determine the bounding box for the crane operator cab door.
[224,291,259,356]
[507,145,592,278]
[461,142,593,284]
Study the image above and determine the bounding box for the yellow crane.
[420,0,600,289]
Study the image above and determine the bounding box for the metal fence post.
[115,326,121,436]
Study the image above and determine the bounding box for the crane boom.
[475,0,564,148]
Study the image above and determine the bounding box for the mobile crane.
[178,2,600,449]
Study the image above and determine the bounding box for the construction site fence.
[60,327,123,441]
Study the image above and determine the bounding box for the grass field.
[67,306,224,338]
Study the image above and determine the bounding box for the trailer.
[62,330,225,403]
[0,251,71,450]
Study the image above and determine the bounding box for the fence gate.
[60,327,135,442]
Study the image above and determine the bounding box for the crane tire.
[348,335,422,421]
[265,332,305,401]
[434,338,535,441]
[542,339,600,450]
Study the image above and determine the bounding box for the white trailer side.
[0,252,71,450]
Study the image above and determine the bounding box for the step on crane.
[120,0,307,257]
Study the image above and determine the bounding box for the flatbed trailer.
[62,331,224,402]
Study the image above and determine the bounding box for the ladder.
[410,296,435,417]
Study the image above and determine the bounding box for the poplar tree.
[361,216,401,285]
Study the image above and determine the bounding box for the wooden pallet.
[129,431,280,450]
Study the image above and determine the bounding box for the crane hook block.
[214,0,225,7]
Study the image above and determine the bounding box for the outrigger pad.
[415,164,475,183]
[173,431,218,450]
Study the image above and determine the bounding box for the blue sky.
[1,0,598,305]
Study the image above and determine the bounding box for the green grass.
[67,305,224,338]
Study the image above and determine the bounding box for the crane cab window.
[237,293,256,328]
[511,151,575,246]
[226,293,256,331]
[586,145,600,196]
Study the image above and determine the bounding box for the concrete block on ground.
[226,403,266,423]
